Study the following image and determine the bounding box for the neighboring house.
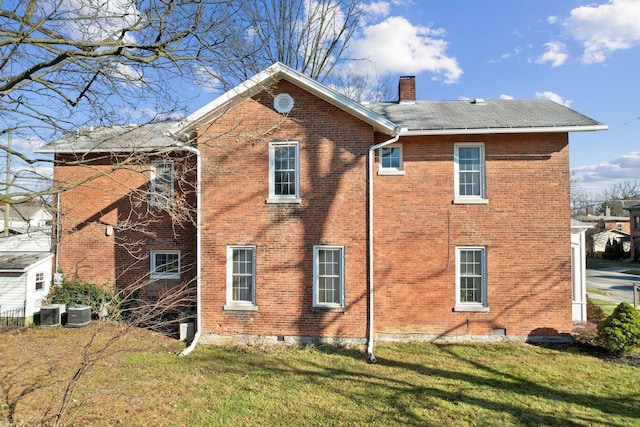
[37,63,606,352]
[0,249,53,324]
[0,202,53,234]
[587,229,630,258]
[571,219,592,323]
[0,212,54,325]
[625,203,640,261]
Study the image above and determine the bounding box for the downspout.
[174,143,202,356]
[366,131,400,363]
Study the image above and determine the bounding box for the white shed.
[0,252,53,324]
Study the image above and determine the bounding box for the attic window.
[274,93,294,113]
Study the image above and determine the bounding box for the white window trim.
[454,246,489,312]
[267,141,301,204]
[150,160,175,208]
[224,245,258,311]
[35,272,45,291]
[378,144,405,176]
[150,250,181,280]
[312,245,345,310]
[453,143,488,205]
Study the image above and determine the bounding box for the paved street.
[586,268,640,307]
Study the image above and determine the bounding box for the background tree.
[1,0,232,204]
[211,0,393,101]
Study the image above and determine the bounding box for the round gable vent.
[274,93,294,114]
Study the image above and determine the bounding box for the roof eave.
[35,145,173,154]
[398,124,608,136]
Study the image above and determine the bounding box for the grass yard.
[1,324,639,426]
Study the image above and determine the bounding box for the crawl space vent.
[274,93,294,113]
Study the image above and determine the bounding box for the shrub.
[598,302,640,353]
[587,299,606,323]
[602,238,625,260]
[48,278,117,319]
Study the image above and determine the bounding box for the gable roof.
[367,99,606,135]
[37,62,606,154]
[172,62,399,136]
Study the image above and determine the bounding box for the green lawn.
[1,325,639,426]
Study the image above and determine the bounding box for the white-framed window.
[225,246,257,310]
[268,141,300,203]
[313,246,344,309]
[635,215,640,232]
[150,250,180,280]
[454,143,487,204]
[454,246,489,312]
[150,160,174,207]
[378,144,405,175]
[35,272,45,291]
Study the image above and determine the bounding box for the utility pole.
[3,130,11,237]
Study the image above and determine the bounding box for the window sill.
[223,304,258,312]
[150,275,181,281]
[453,305,490,313]
[378,169,405,176]
[453,198,489,205]
[265,198,302,204]
[312,306,346,313]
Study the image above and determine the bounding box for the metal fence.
[0,305,26,328]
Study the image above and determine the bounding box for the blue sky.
[5,0,638,197]
[336,0,639,195]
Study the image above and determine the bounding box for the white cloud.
[193,65,223,93]
[535,91,572,107]
[573,152,640,187]
[363,1,391,20]
[547,16,559,24]
[536,42,568,67]
[346,16,462,83]
[563,0,640,63]
[59,0,140,43]
[1,136,43,153]
[499,94,514,100]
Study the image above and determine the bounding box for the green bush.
[48,278,117,318]
[598,302,640,353]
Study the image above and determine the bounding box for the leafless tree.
[1,0,234,204]
[600,180,640,215]
[42,271,196,427]
[221,0,364,82]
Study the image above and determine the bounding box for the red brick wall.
[373,133,572,338]
[52,81,574,341]
[54,153,197,296]
[197,81,372,339]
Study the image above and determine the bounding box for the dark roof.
[366,99,605,133]
[0,203,51,221]
[0,252,52,271]
[625,204,640,211]
[36,122,176,154]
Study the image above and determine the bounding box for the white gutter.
[366,132,400,363]
[398,124,608,136]
[174,143,202,356]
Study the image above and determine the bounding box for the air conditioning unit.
[39,305,61,326]
[66,305,91,328]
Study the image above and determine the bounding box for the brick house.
[625,204,640,261]
[38,63,606,357]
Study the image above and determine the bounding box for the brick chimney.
[398,76,416,103]
[605,207,611,216]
